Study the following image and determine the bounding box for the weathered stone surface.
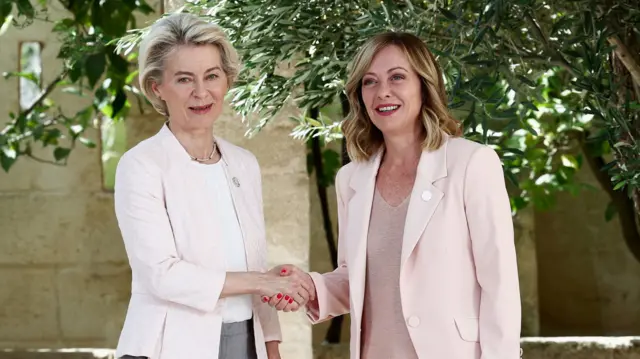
[0,129,102,193]
[514,207,540,336]
[535,156,640,335]
[57,266,130,344]
[0,269,59,341]
[0,193,125,265]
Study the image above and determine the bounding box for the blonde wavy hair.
[342,32,462,162]
[138,13,240,116]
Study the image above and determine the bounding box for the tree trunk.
[609,27,640,262]
[310,107,339,270]
[323,94,352,344]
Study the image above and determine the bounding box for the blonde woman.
[271,32,521,359]
[114,13,313,359]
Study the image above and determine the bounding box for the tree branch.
[524,12,578,77]
[22,71,67,118]
[608,35,640,88]
[1,70,67,137]
[26,153,66,166]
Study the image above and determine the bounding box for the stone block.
[0,129,103,193]
[262,172,309,267]
[125,113,166,150]
[213,106,306,177]
[0,269,59,341]
[57,265,130,345]
[0,192,125,265]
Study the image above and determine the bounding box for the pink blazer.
[307,135,521,359]
[114,124,281,359]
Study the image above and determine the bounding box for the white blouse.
[194,161,253,323]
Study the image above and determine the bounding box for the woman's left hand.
[265,341,281,359]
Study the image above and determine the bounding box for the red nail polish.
[284,295,290,301]
[281,269,287,274]
[277,293,283,299]
[288,298,294,304]
[262,296,269,302]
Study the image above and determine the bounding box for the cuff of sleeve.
[306,272,326,323]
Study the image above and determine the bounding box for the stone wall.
[535,154,640,335]
[0,1,132,348]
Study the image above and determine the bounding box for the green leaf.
[111,89,127,117]
[511,196,527,211]
[53,147,71,161]
[16,0,35,18]
[439,7,458,20]
[68,61,83,83]
[504,169,519,187]
[604,201,617,222]
[583,11,594,37]
[613,181,626,191]
[108,50,130,74]
[0,2,13,21]
[471,27,488,50]
[504,148,525,156]
[0,151,16,172]
[85,53,106,89]
[0,13,13,37]
[1,144,17,172]
[79,137,96,148]
[42,129,62,146]
[522,101,538,111]
[517,75,537,87]
[561,154,579,169]
[53,18,75,32]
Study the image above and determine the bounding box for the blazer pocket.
[454,317,479,342]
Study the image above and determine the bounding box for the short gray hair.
[138,13,240,116]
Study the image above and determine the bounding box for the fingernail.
[288,298,294,304]
[277,293,283,299]
[280,269,287,274]
[284,295,290,301]
[262,296,269,302]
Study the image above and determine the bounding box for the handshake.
[258,264,316,312]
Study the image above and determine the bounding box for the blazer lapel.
[347,150,382,321]
[400,137,449,268]
[157,123,222,264]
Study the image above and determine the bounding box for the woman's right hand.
[258,265,315,312]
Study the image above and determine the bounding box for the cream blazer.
[114,124,281,359]
[308,135,521,359]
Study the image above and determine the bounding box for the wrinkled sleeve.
[463,146,521,359]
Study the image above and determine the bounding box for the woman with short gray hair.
[113,12,314,359]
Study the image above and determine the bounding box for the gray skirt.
[121,319,257,359]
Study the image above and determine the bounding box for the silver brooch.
[232,177,240,187]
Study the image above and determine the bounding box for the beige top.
[360,189,418,359]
